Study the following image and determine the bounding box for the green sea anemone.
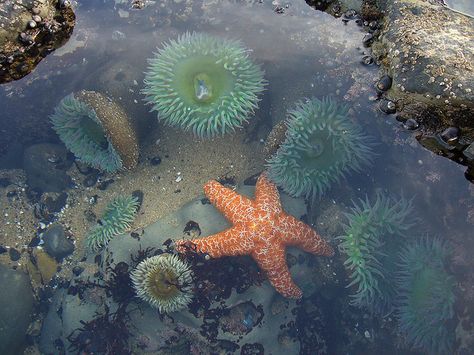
[266,97,374,199]
[50,91,139,173]
[396,237,455,354]
[86,195,140,252]
[142,32,266,138]
[131,253,194,313]
[338,193,414,313]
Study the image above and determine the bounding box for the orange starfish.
[175,172,334,299]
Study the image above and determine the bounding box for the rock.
[23,143,72,193]
[372,0,474,171]
[0,0,75,83]
[8,248,21,261]
[0,265,35,355]
[25,248,58,288]
[42,224,74,260]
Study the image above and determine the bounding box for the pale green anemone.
[396,237,455,354]
[143,32,266,138]
[86,195,140,252]
[338,193,414,314]
[131,254,194,313]
[266,97,374,199]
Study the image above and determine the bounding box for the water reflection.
[0,0,472,354]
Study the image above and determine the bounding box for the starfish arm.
[204,180,256,224]
[253,245,303,299]
[278,215,335,256]
[254,172,283,214]
[175,225,254,258]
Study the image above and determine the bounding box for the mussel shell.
[440,127,460,144]
[376,75,392,91]
[379,99,396,114]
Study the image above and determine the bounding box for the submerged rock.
[0,0,75,83]
[42,224,74,260]
[23,143,72,193]
[0,265,35,355]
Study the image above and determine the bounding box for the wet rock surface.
[372,0,474,174]
[0,0,75,83]
[0,264,35,355]
[23,143,72,193]
[42,223,74,260]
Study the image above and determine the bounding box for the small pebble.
[9,248,21,261]
[150,156,162,166]
[72,266,84,276]
[403,118,419,130]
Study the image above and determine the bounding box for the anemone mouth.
[146,269,180,300]
[266,97,374,199]
[131,254,194,313]
[173,55,235,106]
[143,32,266,138]
[50,91,139,172]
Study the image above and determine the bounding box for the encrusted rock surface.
[372,0,474,174]
[374,0,473,126]
[0,0,75,83]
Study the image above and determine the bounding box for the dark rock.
[0,246,7,254]
[42,224,74,260]
[97,179,114,190]
[75,161,95,175]
[72,266,84,276]
[28,235,42,248]
[150,156,162,166]
[23,143,72,193]
[83,172,99,187]
[6,190,17,199]
[9,248,21,261]
[0,265,35,354]
[403,118,420,130]
[0,0,75,84]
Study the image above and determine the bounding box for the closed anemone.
[131,254,194,313]
[266,97,374,199]
[50,91,138,172]
[86,195,140,252]
[142,32,266,138]
[396,237,455,354]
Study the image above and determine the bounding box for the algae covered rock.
[0,0,75,83]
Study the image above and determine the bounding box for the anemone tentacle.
[50,93,123,173]
[131,254,194,313]
[396,236,455,355]
[266,97,374,199]
[86,195,140,252]
[338,193,414,313]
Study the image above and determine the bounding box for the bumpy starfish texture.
[175,172,334,298]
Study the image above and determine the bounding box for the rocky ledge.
[372,0,474,178]
[0,0,75,84]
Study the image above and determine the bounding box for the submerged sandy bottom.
[0,124,265,267]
